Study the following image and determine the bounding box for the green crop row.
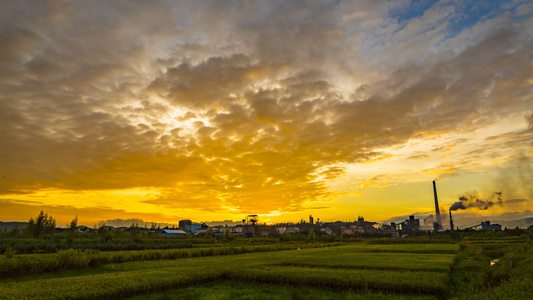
[367,238,457,244]
[0,251,256,298]
[364,244,459,254]
[0,264,224,300]
[0,237,194,254]
[274,252,455,273]
[0,243,336,278]
[229,245,457,273]
[289,243,460,254]
[130,279,439,300]
[224,265,449,296]
[4,239,529,299]
[0,243,466,299]
[0,249,451,299]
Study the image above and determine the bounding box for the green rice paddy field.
[0,241,530,299]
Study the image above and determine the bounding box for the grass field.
[0,243,461,299]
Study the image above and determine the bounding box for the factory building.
[400,216,420,230]
[481,221,502,231]
[179,219,192,231]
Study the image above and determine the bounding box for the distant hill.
[495,217,533,229]
[0,221,28,231]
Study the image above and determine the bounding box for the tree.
[307,228,316,242]
[25,211,56,238]
[10,227,21,237]
[69,215,78,231]
[25,218,35,237]
[67,215,78,236]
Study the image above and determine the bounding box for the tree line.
[23,211,78,238]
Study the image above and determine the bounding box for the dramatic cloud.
[1,1,532,224]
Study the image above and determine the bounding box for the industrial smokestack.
[409,215,415,230]
[449,210,454,231]
[433,181,442,230]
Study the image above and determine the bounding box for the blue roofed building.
[159,229,187,236]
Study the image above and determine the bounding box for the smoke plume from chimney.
[526,109,533,128]
[424,210,449,228]
[449,191,503,211]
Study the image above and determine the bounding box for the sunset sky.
[1,0,532,229]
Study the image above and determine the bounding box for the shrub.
[57,249,91,269]
[4,248,15,259]
[101,232,113,243]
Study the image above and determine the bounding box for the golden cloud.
[1,1,532,222]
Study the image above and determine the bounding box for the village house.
[319,227,333,235]
[285,227,300,234]
[158,229,187,237]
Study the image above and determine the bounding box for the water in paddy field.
[490,258,500,267]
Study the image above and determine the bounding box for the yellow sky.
[1,1,532,228]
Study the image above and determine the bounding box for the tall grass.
[479,242,533,299]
